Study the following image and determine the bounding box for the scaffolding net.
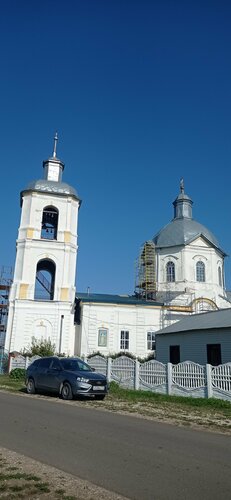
[135,241,156,300]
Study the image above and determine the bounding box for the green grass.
[109,381,231,411]
[0,374,25,392]
[0,452,78,499]
[0,374,230,412]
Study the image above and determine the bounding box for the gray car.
[26,356,108,400]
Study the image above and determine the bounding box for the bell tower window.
[34,259,56,301]
[166,261,175,282]
[41,206,58,240]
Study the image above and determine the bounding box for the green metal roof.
[76,292,163,307]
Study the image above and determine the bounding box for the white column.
[135,359,140,390]
[167,363,172,395]
[107,357,112,383]
[206,364,213,398]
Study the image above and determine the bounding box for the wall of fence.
[7,353,231,402]
[86,355,231,402]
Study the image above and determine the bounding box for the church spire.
[173,179,193,219]
[43,133,65,182]
[180,178,184,194]
[53,132,58,158]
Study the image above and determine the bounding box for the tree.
[24,336,56,357]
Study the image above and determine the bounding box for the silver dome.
[152,181,226,255]
[21,179,80,201]
[153,217,223,251]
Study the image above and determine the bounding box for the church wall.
[5,299,75,355]
[156,241,227,309]
[77,302,162,358]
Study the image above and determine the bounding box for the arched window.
[41,206,58,240]
[218,266,222,287]
[166,261,175,282]
[196,261,205,282]
[34,259,56,300]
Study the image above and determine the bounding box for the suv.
[26,356,108,400]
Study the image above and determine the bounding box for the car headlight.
[76,377,89,383]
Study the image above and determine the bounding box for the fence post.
[135,359,140,390]
[8,355,13,373]
[167,363,172,395]
[206,364,213,398]
[107,357,112,383]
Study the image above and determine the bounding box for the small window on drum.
[166,261,175,282]
[196,261,205,282]
[218,266,222,287]
[41,206,58,240]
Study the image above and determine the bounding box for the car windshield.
[60,359,92,372]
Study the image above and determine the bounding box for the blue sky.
[1,1,231,293]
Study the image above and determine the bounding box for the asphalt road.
[0,392,230,500]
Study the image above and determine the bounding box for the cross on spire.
[180,178,184,194]
[53,132,58,158]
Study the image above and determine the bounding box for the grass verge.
[0,452,77,499]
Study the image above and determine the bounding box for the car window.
[30,359,40,369]
[77,360,92,371]
[60,359,92,372]
[39,358,52,369]
[50,359,61,370]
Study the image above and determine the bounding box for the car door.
[45,358,63,392]
[36,357,53,389]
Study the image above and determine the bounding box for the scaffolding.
[0,266,13,347]
[135,241,156,300]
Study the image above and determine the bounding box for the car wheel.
[94,395,105,400]
[61,382,73,400]
[27,378,36,394]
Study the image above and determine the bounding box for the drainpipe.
[59,315,64,354]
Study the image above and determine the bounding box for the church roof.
[153,180,226,255]
[153,217,222,250]
[21,179,80,202]
[76,292,163,306]
[21,135,81,203]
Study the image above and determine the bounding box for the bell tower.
[5,135,81,354]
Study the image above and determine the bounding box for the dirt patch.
[77,394,231,435]
[0,447,129,500]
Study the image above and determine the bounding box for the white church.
[5,139,231,358]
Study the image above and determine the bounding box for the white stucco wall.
[75,302,162,358]
[156,236,228,309]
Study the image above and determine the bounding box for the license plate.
[93,386,105,391]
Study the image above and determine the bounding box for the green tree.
[25,336,56,357]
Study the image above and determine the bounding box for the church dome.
[23,179,80,200]
[21,135,81,204]
[153,180,225,255]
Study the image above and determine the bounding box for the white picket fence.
[8,354,231,402]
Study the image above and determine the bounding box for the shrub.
[109,351,136,360]
[9,368,26,380]
[23,337,56,357]
[88,351,106,359]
